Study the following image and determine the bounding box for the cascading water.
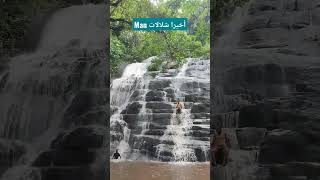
[156,59,210,162]
[110,58,210,162]
[0,4,108,180]
[110,58,152,159]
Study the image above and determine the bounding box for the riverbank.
[111,160,209,180]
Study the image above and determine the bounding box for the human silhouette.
[113,149,121,159]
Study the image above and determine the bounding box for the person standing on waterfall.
[211,126,231,166]
[176,100,184,114]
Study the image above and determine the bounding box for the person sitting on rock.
[176,101,184,114]
[113,149,121,159]
[211,126,231,166]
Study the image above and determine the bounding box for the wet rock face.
[63,89,108,127]
[148,80,171,90]
[145,102,172,110]
[111,58,210,162]
[270,162,320,178]
[146,90,166,101]
[32,126,106,179]
[212,0,320,179]
[191,103,210,113]
[51,127,104,149]
[236,128,267,149]
[0,139,26,175]
[259,129,308,163]
[121,102,142,114]
[129,135,161,158]
[223,63,290,97]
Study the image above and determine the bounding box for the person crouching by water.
[176,101,184,114]
[113,149,121,159]
[211,126,231,166]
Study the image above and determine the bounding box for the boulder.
[146,90,165,102]
[129,136,160,157]
[122,114,139,128]
[121,102,142,114]
[129,90,144,101]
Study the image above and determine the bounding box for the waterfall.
[0,4,108,180]
[0,4,107,141]
[111,58,210,162]
[216,0,253,49]
[169,110,197,162]
[110,58,152,159]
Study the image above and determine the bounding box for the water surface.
[111,160,210,180]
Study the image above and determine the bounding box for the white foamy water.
[110,58,153,158]
[0,4,107,180]
[37,4,106,52]
[111,58,210,162]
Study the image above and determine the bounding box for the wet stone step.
[191,137,210,142]
[147,123,167,130]
[186,130,209,138]
[191,125,210,131]
[191,103,210,113]
[129,135,161,155]
[144,129,165,136]
[152,113,173,124]
[146,90,166,102]
[122,113,172,127]
[185,94,210,103]
[148,80,172,90]
[192,119,210,125]
[146,102,173,109]
[152,109,174,113]
[191,113,210,119]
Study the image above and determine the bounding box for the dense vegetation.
[110,0,210,77]
[0,0,249,72]
[211,0,250,22]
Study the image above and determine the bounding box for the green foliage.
[147,57,163,72]
[110,34,126,75]
[0,0,66,54]
[111,0,210,77]
[211,0,250,22]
